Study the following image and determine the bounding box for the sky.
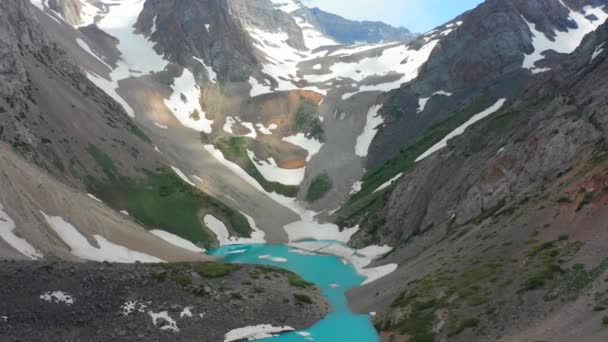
[301,0,485,33]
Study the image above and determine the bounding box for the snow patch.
[41,211,163,263]
[122,301,147,316]
[87,193,103,203]
[355,105,384,157]
[224,324,295,342]
[154,122,168,129]
[416,98,507,162]
[288,242,397,285]
[350,181,363,195]
[151,230,206,253]
[164,68,212,133]
[282,134,323,161]
[523,4,608,73]
[417,90,453,113]
[248,151,305,186]
[591,42,606,63]
[148,311,179,333]
[180,307,193,319]
[171,166,196,186]
[373,173,403,193]
[40,291,75,305]
[0,203,43,260]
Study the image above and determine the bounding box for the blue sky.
[301,0,484,33]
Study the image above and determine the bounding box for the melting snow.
[256,123,278,135]
[248,151,305,186]
[0,203,43,260]
[164,68,213,133]
[417,90,453,113]
[224,324,295,342]
[591,42,606,63]
[150,230,206,253]
[180,307,193,319]
[193,56,217,82]
[355,105,384,157]
[288,242,397,285]
[204,214,230,245]
[41,211,164,263]
[282,133,323,161]
[416,98,507,162]
[122,301,147,316]
[350,181,363,195]
[81,0,169,117]
[171,165,196,186]
[40,291,75,305]
[75,38,111,68]
[372,173,403,193]
[148,311,179,333]
[87,193,103,203]
[522,4,608,73]
[154,122,169,129]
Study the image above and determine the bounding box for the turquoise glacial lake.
[208,244,379,342]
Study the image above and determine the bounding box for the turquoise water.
[208,244,379,342]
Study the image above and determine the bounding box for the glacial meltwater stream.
[209,244,379,342]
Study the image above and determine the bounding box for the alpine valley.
[1,0,608,341]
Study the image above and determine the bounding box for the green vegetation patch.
[214,137,299,197]
[86,146,251,247]
[293,293,313,304]
[195,263,241,278]
[288,275,313,288]
[306,173,332,202]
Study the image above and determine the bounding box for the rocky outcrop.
[308,7,415,44]
[348,15,608,342]
[368,0,605,167]
[46,0,83,25]
[0,261,329,341]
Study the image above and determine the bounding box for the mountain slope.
[347,8,608,342]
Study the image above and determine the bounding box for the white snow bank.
[0,203,42,260]
[170,165,196,186]
[523,5,608,73]
[282,133,323,161]
[591,42,606,63]
[148,311,179,333]
[350,181,363,195]
[355,105,384,157]
[164,68,213,133]
[416,98,507,162]
[87,193,103,203]
[193,56,217,82]
[154,122,169,129]
[150,230,206,253]
[372,173,403,193]
[41,211,163,263]
[224,324,295,342]
[248,151,305,186]
[417,90,453,113]
[204,214,230,245]
[204,213,266,246]
[223,116,237,134]
[289,242,398,285]
[40,291,75,305]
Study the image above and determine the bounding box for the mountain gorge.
[1,0,608,341]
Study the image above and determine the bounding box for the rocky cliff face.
[368,0,608,167]
[308,7,415,44]
[347,10,608,342]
